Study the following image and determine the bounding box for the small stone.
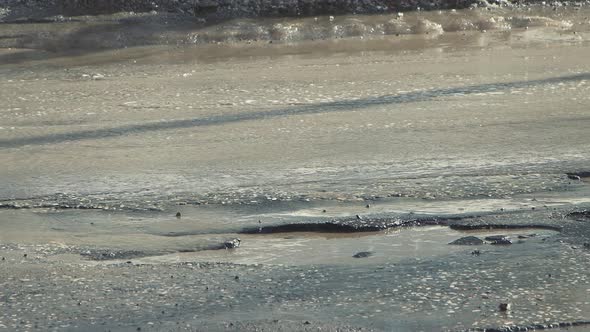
[234,276,239,280]
[471,250,481,256]
[224,238,241,249]
[356,214,362,220]
[304,321,311,325]
[176,212,181,218]
[322,209,327,213]
[366,204,370,208]
[498,303,511,312]
[23,254,27,258]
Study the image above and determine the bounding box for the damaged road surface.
[2,4,590,332]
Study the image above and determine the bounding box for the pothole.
[134,226,560,266]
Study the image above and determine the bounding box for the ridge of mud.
[238,213,565,234]
[464,320,590,332]
[240,216,449,233]
[566,209,590,220]
[448,223,562,231]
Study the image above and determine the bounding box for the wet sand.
[2,6,590,332]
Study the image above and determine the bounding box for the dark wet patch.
[449,236,484,245]
[566,171,590,180]
[352,251,373,258]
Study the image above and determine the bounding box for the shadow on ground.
[1,73,589,148]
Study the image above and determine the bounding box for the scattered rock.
[176,212,181,218]
[499,303,511,311]
[449,236,484,245]
[365,204,370,208]
[352,251,373,258]
[471,250,481,256]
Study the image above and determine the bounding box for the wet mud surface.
[2,5,590,331]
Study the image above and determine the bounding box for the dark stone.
[449,236,484,245]
[224,238,241,249]
[352,251,373,258]
[304,321,311,325]
[498,303,511,311]
[471,250,481,256]
[175,212,181,218]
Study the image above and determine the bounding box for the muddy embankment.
[2,0,589,22]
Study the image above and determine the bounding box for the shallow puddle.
[134,226,559,266]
